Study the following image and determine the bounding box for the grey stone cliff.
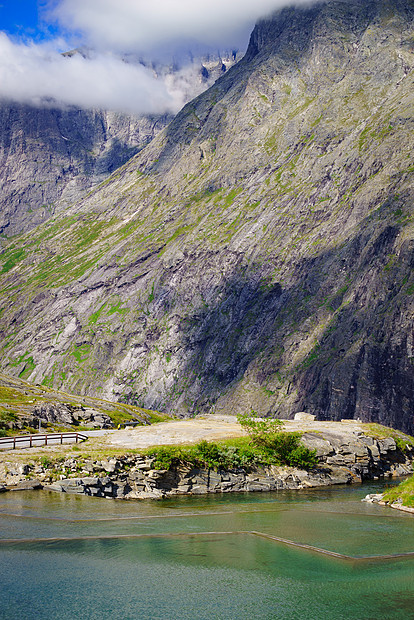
[0,105,170,237]
[0,53,239,237]
[0,0,414,432]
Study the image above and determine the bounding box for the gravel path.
[105,415,365,449]
[0,416,367,458]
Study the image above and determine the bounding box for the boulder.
[101,459,117,473]
[301,434,334,457]
[377,438,397,454]
[294,412,316,422]
[11,479,43,491]
[362,493,384,503]
[32,403,75,425]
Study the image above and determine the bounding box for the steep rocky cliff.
[0,105,169,237]
[0,53,238,237]
[0,0,413,432]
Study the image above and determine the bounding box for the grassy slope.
[383,475,414,508]
[0,373,169,434]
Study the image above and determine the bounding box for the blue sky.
[0,0,65,44]
[0,0,43,38]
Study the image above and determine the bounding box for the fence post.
[45,434,47,446]
[61,434,63,444]
[30,436,32,448]
[13,436,16,449]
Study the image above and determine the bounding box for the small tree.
[237,411,317,469]
[237,411,283,447]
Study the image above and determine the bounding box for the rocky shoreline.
[1,429,412,500]
[363,493,414,515]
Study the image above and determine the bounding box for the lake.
[1,481,413,619]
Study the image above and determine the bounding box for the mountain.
[0,52,239,237]
[0,105,169,237]
[0,0,413,432]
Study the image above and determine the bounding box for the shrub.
[237,412,283,444]
[39,456,52,468]
[237,412,317,469]
[146,445,185,470]
[192,440,262,470]
[286,443,318,469]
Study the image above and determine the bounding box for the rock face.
[31,403,112,428]
[0,105,170,237]
[0,0,414,431]
[0,53,239,237]
[2,429,413,498]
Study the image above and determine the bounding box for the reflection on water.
[0,481,413,619]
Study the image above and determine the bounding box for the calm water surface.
[1,481,413,619]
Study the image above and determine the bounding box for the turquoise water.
[1,482,413,619]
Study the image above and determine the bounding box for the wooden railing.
[0,432,88,450]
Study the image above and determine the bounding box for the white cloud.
[50,0,315,52]
[0,0,317,115]
[0,33,178,114]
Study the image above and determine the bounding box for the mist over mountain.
[0,50,240,237]
[1,0,413,433]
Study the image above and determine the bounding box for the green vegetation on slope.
[0,373,170,434]
[383,475,414,508]
[364,424,414,453]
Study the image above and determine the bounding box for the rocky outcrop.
[1,0,414,432]
[0,372,166,431]
[30,403,112,428]
[2,430,412,499]
[363,492,414,514]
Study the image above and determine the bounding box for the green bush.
[237,412,283,444]
[286,443,318,469]
[237,412,317,469]
[145,440,261,471]
[144,422,317,472]
[39,456,52,468]
[146,445,185,470]
[192,440,262,470]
